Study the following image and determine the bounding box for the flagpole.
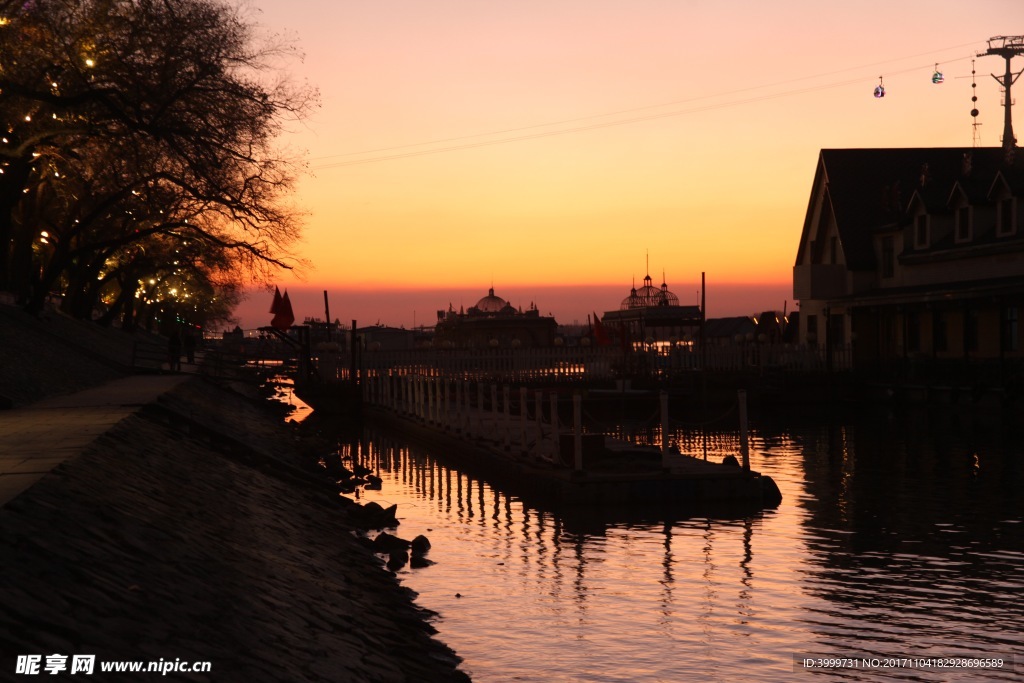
[324,290,332,341]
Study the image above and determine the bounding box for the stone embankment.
[0,305,469,682]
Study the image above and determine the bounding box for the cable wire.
[311,44,980,170]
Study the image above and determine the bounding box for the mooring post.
[412,376,419,419]
[503,385,511,450]
[535,391,543,446]
[519,386,528,454]
[738,389,750,472]
[403,374,411,417]
[573,391,583,471]
[426,376,435,424]
[456,380,464,432]
[491,384,499,441]
[660,390,670,470]
[476,382,484,435]
[550,393,559,444]
[442,377,450,430]
[419,376,426,421]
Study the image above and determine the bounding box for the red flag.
[270,287,294,330]
[592,312,610,346]
[270,286,283,315]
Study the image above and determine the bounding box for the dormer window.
[998,197,1016,237]
[915,214,929,249]
[956,206,972,242]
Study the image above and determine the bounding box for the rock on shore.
[0,374,470,682]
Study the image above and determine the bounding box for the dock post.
[442,377,450,431]
[421,376,428,422]
[475,382,483,436]
[491,384,499,442]
[660,390,670,470]
[503,385,511,451]
[535,391,543,448]
[405,375,412,416]
[738,389,750,472]
[519,386,528,454]
[573,391,583,471]
[412,375,419,419]
[456,382,464,436]
[426,376,434,424]
[550,393,559,448]
[418,376,425,421]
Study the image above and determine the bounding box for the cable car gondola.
[874,76,885,98]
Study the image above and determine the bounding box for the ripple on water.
[339,421,1024,683]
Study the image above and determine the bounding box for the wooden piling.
[738,389,750,472]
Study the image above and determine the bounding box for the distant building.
[793,147,1024,376]
[357,324,415,351]
[600,272,702,347]
[702,316,756,346]
[434,287,557,348]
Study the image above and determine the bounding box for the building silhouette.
[794,147,1024,381]
[434,287,557,348]
[600,272,702,347]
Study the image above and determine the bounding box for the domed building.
[620,273,681,309]
[601,270,702,347]
[468,287,516,316]
[435,287,558,348]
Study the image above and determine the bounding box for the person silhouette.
[183,328,196,364]
[167,327,182,372]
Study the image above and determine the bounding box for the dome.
[620,274,680,309]
[474,287,507,314]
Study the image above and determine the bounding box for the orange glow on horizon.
[246,0,1012,326]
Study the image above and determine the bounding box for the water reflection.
[330,408,1023,682]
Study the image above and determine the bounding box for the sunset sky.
[234,0,1019,329]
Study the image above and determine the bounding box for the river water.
[332,406,1023,682]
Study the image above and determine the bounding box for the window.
[881,236,894,278]
[956,206,971,242]
[998,198,1015,237]
[915,214,929,248]
[806,314,818,343]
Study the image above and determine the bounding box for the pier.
[356,371,782,513]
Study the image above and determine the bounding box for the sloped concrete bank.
[0,376,470,682]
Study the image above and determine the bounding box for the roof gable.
[815,147,1017,269]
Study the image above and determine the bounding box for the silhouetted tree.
[0,0,314,316]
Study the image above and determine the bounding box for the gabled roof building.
[793,147,1024,382]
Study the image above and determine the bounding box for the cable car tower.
[979,35,1024,162]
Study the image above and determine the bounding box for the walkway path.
[0,374,189,506]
